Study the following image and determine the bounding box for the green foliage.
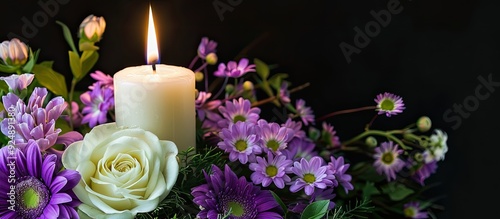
[331,197,374,219]
[32,62,68,98]
[381,182,414,201]
[301,200,330,219]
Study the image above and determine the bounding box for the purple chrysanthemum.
[218,97,260,128]
[249,151,293,189]
[327,156,354,194]
[281,118,306,139]
[0,73,34,96]
[191,164,283,219]
[373,141,405,182]
[322,122,340,148]
[1,88,83,156]
[213,58,256,78]
[403,201,428,218]
[196,91,222,122]
[295,99,315,126]
[0,140,81,218]
[285,137,317,162]
[374,92,405,117]
[217,121,262,164]
[88,70,114,90]
[289,156,333,196]
[197,37,218,59]
[80,81,114,128]
[257,119,294,155]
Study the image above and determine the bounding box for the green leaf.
[32,63,68,98]
[68,51,82,79]
[270,191,288,217]
[56,20,78,54]
[55,117,72,134]
[300,200,329,219]
[79,41,99,51]
[0,64,19,73]
[0,80,8,94]
[22,49,40,73]
[80,50,99,78]
[362,181,380,198]
[38,61,54,68]
[254,58,270,80]
[381,182,414,201]
[268,73,289,90]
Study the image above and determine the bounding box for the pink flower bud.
[79,15,106,42]
[0,38,28,66]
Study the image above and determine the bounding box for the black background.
[2,0,500,218]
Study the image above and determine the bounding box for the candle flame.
[147,4,159,65]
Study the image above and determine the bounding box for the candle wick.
[152,63,156,71]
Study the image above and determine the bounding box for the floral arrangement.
[0,14,448,219]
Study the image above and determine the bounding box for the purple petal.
[50,193,72,205]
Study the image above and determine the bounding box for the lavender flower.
[257,119,294,155]
[217,121,262,164]
[191,164,283,219]
[373,141,405,182]
[214,58,256,78]
[407,153,438,186]
[403,201,428,218]
[327,156,354,193]
[278,81,291,104]
[196,91,221,122]
[281,118,306,139]
[0,73,34,96]
[374,92,405,117]
[295,99,315,126]
[0,140,81,218]
[80,81,114,128]
[249,151,293,189]
[285,137,317,162]
[197,37,217,59]
[218,97,260,128]
[1,88,82,155]
[289,156,333,196]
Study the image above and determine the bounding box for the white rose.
[62,122,179,219]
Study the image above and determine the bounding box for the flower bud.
[194,72,204,82]
[0,38,28,66]
[416,116,432,132]
[79,15,106,42]
[205,53,218,65]
[243,81,254,91]
[225,84,234,94]
[365,136,378,147]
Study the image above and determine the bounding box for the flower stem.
[316,106,376,122]
[194,61,208,73]
[67,78,77,130]
[251,82,310,107]
[342,129,409,150]
[188,56,199,70]
[212,76,228,100]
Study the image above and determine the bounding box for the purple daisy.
[0,140,81,218]
[80,81,114,128]
[256,119,294,155]
[373,141,405,182]
[278,81,291,104]
[213,58,256,78]
[403,201,428,218]
[249,151,293,189]
[218,97,260,128]
[191,164,283,219]
[285,137,317,162]
[295,99,315,126]
[217,121,262,164]
[197,37,218,59]
[281,118,306,139]
[289,156,333,196]
[322,122,341,148]
[374,92,405,117]
[196,91,222,122]
[88,70,114,90]
[327,156,354,193]
[1,88,83,156]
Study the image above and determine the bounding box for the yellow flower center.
[382,152,394,164]
[266,165,278,177]
[303,173,316,184]
[266,140,280,151]
[235,140,248,151]
[22,188,39,209]
[227,201,244,216]
[380,99,395,111]
[233,115,246,123]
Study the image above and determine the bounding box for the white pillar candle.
[113,5,195,152]
[113,65,195,152]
